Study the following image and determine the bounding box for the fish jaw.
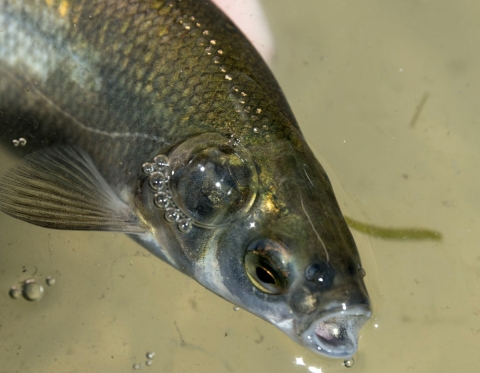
[299,304,371,358]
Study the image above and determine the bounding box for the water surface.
[1,0,480,372]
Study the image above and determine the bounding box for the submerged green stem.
[345,216,442,241]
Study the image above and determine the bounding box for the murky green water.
[2,0,480,372]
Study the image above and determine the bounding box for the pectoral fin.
[0,146,146,233]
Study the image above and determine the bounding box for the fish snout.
[302,303,371,358]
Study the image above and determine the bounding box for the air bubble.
[9,286,21,299]
[165,207,180,223]
[133,363,141,370]
[344,358,354,368]
[233,306,240,311]
[146,360,153,366]
[142,162,155,175]
[154,192,171,209]
[23,278,44,301]
[146,351,155,359]
[46,276,56,286]
[148,172,167,191]
[153,154,169,171]
[177,218,192,233]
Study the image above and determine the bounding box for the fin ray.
[0,146,145,233]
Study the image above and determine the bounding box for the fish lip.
[301,304,371,358]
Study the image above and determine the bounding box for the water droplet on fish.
[165,207,180,223]
[153,154,169,171]
[225,74,232,81]
[46,276,56,286]
[255,108,262,114]
[202,30,209,35]
[344,358,354,368]
[148,172,167,191]
[244,106,251,113]
[154,192,171,209]
[189,16,195,21]
[212,56,220,64]
[9,286,21,299]
[142,162,155,175]
[232,86,239,92]
[23,278,44,301]
[217,49,223,55]
[205,46,213,55]
[177,218,192,233]
[209,39,216,45]
[253,127,259,134]
[240,91,247,97]
[146,351,155,359]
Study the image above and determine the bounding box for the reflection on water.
[2,0,480,372]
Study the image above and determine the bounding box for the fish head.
[139,132,371,358]
[213,137,371,358]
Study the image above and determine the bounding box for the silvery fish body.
[0,0,371,358]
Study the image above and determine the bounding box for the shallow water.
[1,0,480,372]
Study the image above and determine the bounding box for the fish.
[0,0,371,359]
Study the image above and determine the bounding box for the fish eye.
[244,239,289,295]
[168,133,258,228]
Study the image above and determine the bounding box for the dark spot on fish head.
[305,261,335,290]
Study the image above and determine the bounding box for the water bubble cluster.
[142,155,192,233]
[9,276,56,301]
[133,351,155,369]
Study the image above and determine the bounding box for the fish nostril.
[305,262,335,289]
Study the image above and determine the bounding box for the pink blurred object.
[211,0,275,65]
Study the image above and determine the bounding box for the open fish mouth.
[302,305,371,358]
